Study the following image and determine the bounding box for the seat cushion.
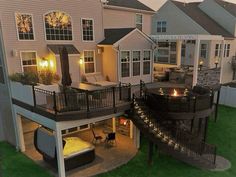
[95,74,105,82]
[86,76,96,83]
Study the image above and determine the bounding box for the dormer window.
[15,13,34,40]
[44,11,72,40]
[136,14,143,31]
[157,21,167,33]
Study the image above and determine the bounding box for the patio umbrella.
[60,46,72,87]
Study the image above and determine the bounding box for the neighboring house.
[151,0,236,84]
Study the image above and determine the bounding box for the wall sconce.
[199,60,204,71]
[215,57,219,68]
[79,58,84,65]
[40,58,49,68]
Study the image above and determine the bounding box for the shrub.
[9,72,39,85]
[39,70,60,85]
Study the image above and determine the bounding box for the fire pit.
[145,86,213,118]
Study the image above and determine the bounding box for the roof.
[99,28,136,45]
[172,1,234,38]
[107,0,155,12]
[47,44,80,55]
[214,0,236,17]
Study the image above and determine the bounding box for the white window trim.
[132,50,141,76]
[224,44,230,58]
[157,21,167,33]
[83,50,96,74]
[20,50,38,73]
[135,13,143,30]
[43,10,74,42]
[143,49,152,75]
[15,12,36,41]
[200,43,208,59]
[120,50,131,78]
[155,42,177,65]
[215,43,222,57]
[81,18,95,43]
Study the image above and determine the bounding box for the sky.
[139,0,236,11]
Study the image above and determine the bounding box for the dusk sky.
[139,0,236,11]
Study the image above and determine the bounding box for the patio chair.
[92,129,103,144]
[105,132,116,147]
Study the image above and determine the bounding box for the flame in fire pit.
[173,89,178,97]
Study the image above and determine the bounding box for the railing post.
[32,85,36,107]
[53,91,57,115]
[214,147,217,165]
[86,90,90,113]
[112,87,116,112]
[119,82,122,100]
[140,80,143,97]
[128,83,132,101]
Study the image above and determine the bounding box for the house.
[151,0,236,85]
[0,0,155,177]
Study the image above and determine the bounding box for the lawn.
[0,106,235,177]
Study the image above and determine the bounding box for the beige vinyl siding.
[103,8,152,35]
[0,0,104,75]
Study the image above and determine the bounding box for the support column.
[55,125,66,177]
[193,39,201,86]
[176,40,183,67]
[133,124,140,149]
[15,114,25,152]
[112,117,116,132]
[148,141,154,165]
[219,40,225,83]
[130,120,133,139]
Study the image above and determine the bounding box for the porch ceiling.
[150,34,224,41]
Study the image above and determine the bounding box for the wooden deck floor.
[23,121,137,177]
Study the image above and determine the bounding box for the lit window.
[132,51,141,76]
[215,44,222,57]
[82,19,94,41]
[200,44,207,59]
[157,21,167,32]
[15,13,34,40]
[44,11,72,40]
[224,44,230,57]
[121,51,130,78]
[20,51,37,73]
[143,50,151,75]
[84,51,95,74]
[136,14,143,31]
[154,42,176,64]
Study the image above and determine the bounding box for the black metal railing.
[33,83,131,114]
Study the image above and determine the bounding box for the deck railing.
[33,83,131,114]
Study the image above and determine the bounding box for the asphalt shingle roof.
[172,1,234,38]
[215,0,236,17]
[47,44,80,54]
[99,28,136,45]
[107,0,154,12]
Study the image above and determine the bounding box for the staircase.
[130,96,216,170]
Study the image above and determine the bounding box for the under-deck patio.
[23,119,137,177]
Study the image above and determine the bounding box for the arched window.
[44,11,72,40]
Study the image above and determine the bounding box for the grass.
[0,106,235,177]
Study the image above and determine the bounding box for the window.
[154,42,176,64]
[143,50,151,75]
[44,11,72,40]
[15,13,34,40]
[82,19,94,41]
[224,44,230,57]
[157,21,167,32]
[84,51,95,74]
[136,14,143,31]
[215,44,222,57]
[200,44,207,59]
[121,51,130,78]
[20,51,37,73]
[132,51,141,76]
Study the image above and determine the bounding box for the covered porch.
[150,34,224,87]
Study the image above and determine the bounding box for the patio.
[22,120,137,177]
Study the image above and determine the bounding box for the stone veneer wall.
[197,68,221,87]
